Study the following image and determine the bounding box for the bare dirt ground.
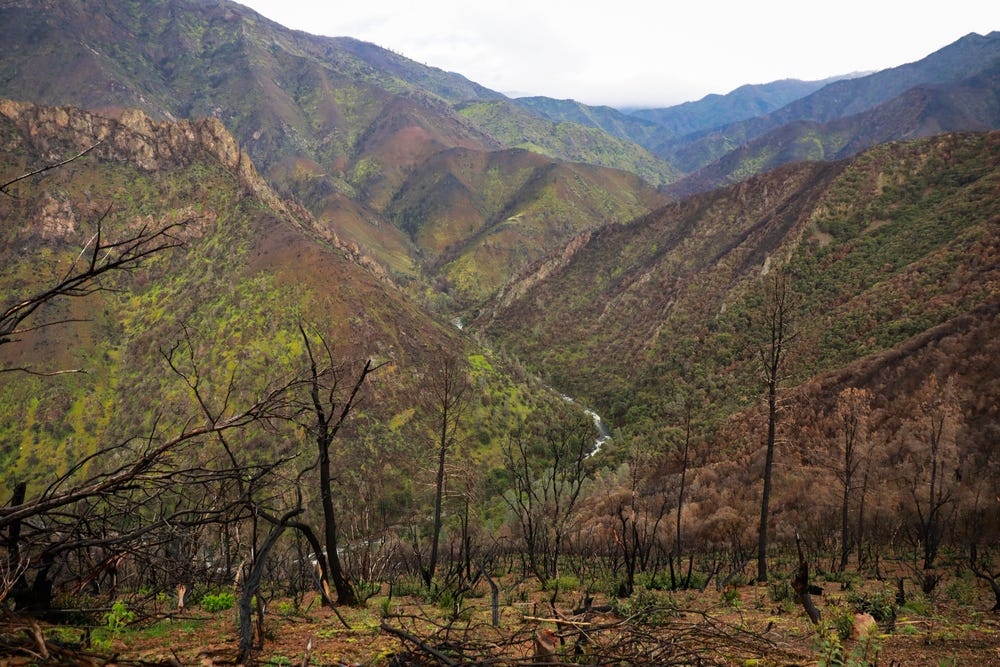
[2,577,999,665]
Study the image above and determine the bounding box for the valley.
[0,1,998,665]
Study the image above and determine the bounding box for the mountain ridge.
[2,6,1000,631]
[657,31,1000,178]
[477,130,1000,444]
[0,97,539,487]
[2,0,683,311]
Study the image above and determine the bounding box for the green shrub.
[611,588,676,626]
[769,578,795,603]
[813,623,882,667]
[201,591,235,613]
[354,579,381,601]
[389,575,426,598]
[945,574,976,606]
[846,585,897,623]
[544,573,581,592]
[93,599,136,649]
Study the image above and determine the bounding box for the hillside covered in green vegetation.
[481,131,1000,446]
[1,3,999,664]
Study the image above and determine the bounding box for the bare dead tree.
[298,323,382,606]
[756,271,794,583]
[970,541,1000,612]
[2,373,303,613]
[422,349,470,589]
[1,207,187,375]
[792,531,822,625]
[502,405,594,587]
[900,375,960,579]
[832,387,874,572]
[236,502,304,664]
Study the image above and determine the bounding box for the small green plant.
[436,588,455,612]
[611,588,675,626]
[831,607,858,641]
[201,590,235,613]
[544,573,581,592]
[721,586,742,608]
[900,597,931,616]
[389,575,425,598]
[379,596,393,617]
[812,622,881,667]
[93,599,136,648]
[354,579,381,601]
[768,579,794,603]
[275,599,297,616]
[945,574,976,606]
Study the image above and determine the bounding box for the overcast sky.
[238,1,995,108]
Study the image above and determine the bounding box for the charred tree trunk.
[237,508,302,664]
[756,272,791,584]
[300,325,379,607]
[423,352,468,589]
[5,482,26,602]
[970,543,1000,612]
[792,532,822,625]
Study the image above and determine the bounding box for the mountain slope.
[456,99,678,187]
[0,0,670,310]
[658,32,1000,176]
[0,99,515,487]
[387,146,667,305]
[478,132,1000,444]
[665,62,1000,197]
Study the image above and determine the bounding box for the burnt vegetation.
[0,121,998,667]
[0,8,999,665]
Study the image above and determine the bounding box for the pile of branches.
[0,613,183,666]
[379,603,805,666]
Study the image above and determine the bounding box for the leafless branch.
[0,141,103,197]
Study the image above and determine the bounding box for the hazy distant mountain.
[665,60,1000,197]
[627,77,853,139]
[510,78,849,161]
[658,32,1000,177]
[511,97,665,147]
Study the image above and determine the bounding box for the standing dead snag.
[237,506,304,664]
[792,531,822,625]
[423,349,470,589]
[756,271,794,583]
[298,324,383,607]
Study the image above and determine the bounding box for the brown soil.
[2,579,999,666]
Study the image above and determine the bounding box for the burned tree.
[755,271,794,583]
[298,324,381,606]
[502,404,594,587]
[422,349,470,588]
[833,387,874,572]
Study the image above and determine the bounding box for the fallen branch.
[521,615,593,627]
[380,621,458,665]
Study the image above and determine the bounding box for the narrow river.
[559,393,611,456]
